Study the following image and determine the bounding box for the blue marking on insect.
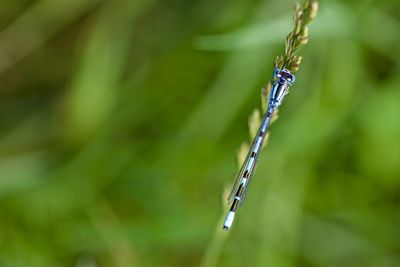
[269,68,295,110]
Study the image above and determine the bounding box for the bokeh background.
[0,0,399,266]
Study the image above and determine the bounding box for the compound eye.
[273,68,280,78]
[287,77,292,82]
[276,73,282,78]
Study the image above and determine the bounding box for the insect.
[223,68,296,230]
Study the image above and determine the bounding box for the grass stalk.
[199,1,318,266]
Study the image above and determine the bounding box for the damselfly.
[223,68,296,230]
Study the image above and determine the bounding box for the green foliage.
[0,0,399,267]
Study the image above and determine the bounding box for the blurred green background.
[0,0,399,266]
